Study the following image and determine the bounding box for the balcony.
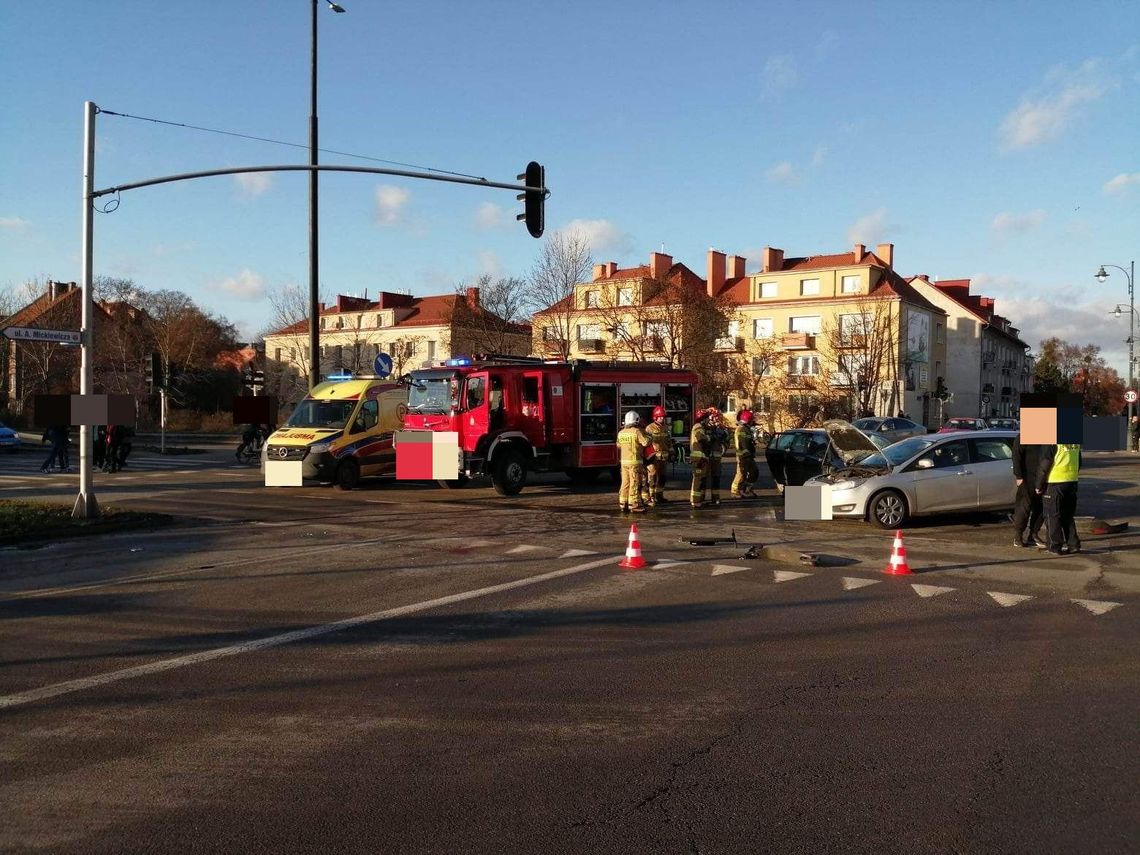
[714,335,744,352]
[577,338,605,353]
[781,332,815,350]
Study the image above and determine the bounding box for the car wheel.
[869,489,907,529]
[437,474,469,489]
[492,451,527,496]
[335,459,360,491]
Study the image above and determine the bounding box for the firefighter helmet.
[737,409,753,424]
[624,410,641,426]
[652,405,666,421]
[705,407,723,427]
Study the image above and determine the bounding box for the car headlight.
[830,479,860,491]
[309,443,331,454]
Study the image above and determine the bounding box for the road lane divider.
[0,554,619,711]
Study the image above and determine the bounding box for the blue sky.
[2,1,1138,378]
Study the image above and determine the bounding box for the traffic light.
[517,161,545,239]
[144,352,162,391]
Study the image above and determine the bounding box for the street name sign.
[3,326,81,344]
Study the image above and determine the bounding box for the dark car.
[765,425,891,491]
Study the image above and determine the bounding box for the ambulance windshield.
[407,373,456,414]
[285,399,357,429]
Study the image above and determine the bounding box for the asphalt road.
[1,447,1138,853]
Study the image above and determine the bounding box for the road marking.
[911,583,955,598]
[507,545,544,554]
[1071,599,1122,616]
[0,554,619,711]
[987,591,1033,608]
[842,577,881,591]
[652,559,690,570]
[773,570,812,583]
[711,564,747,576]
[559,549,597,558]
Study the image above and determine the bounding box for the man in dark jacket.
[1011,436,1045,547]
[1035,443,1082,555]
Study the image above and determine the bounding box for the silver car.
[851,416,928,443]
[805,424,1018,528]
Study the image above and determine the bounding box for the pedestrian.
[616,411,651,513]
[706,407,727,506]
[1129,415,1139,452]
[56,427,70,471]
[40,425,66,473]
[93,424,107,469]
[644,405,673,505]
[104,424,122,473]
[1035,441,1081,555]
[1011,435,1045,548]
[689,408,713,508]
[731,409,758,498]
[116,424,134,469]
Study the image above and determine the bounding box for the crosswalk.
[0,452,233,482]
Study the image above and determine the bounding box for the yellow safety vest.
[617,426,649,466]
[1047,444,1080,483]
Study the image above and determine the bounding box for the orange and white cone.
[618,523,646,570]
[884,529,912,575]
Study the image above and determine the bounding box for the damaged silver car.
[804,422,1018,528]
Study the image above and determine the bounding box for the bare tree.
[136,289,238,406]
[815,295,901,419]
[451,274,531,355]
[525,230,592,360]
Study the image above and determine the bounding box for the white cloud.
[999,58,1111,150]
[991,209,1047,235]
[215,268,266,301]
[761,54,798,99]
[765,161,797,184]
[846,208,890,245]
[375,185,410,226]
[0,217,30,229]
[234,172,273,199]
[562,218,633,255]
[474,202,506,230]
[1103,172,1140,195]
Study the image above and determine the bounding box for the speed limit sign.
[1126,389,1138,403]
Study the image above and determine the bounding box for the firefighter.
[617,410,651,513]
[689,408,712,507]
[705,407,727,506]
[731,409,758,498]
[644,405,674,505]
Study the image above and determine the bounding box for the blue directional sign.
[374,352,393,378]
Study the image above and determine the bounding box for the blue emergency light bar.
[325,371,354,381]
[445,356,473,367]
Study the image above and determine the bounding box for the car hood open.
[822,419,884,465]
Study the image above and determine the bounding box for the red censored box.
[395,431,459,480]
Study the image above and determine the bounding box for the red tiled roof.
[778,251,890,272]
[914,277,1029,349]
[869,272,946,316]
[265,292,528,336]
[596,265,650,281]
[2,286,113,329]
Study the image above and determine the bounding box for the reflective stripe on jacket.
[734,425,755,457]
[617,426,650,466]
[645,421,673,455]
[689,424,709,460]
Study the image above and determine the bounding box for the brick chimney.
[606,261,618,277]
[465,287,480,310]
[761,247,784,273]
[706,249,726,297]
[728,255,746,279]
[876,243,894,269]
[649,251,672,280]
[592,264,606,282]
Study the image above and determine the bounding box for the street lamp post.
[1095,261,1135,431]
[309,0,346,390]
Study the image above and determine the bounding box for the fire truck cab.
[402,356,697,495]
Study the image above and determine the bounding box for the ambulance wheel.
[437,474,469,489]
[335,460,360,490]
[492,451,526,496]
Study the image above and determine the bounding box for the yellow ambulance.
[262,376,408,489]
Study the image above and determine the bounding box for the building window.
[839,313,871,345]
[585,290,599,308]
[577,323,600,340]
[789,316,821,334]
[754,394,773,413]
[841,275,859,293]
[837,353,867,383]
[320,317,327,330]
[753,318,773,339]
[542,325,562,341]
[646,321,670,339]
[427,340,436,361]
[613,321,630,338]
[788,394,818,415]
[758,281,777,299]
[936,323,944,344]
[788,355,820,376]
[800,278,820,296]
[274,348,282,361]
[617,287,633,306]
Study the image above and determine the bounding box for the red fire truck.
[401,356,698,495]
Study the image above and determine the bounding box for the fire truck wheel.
[492,451,527,496]
[335,459,360,491]
[437,474,469,489]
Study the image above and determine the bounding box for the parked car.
[0,423,20,451]
[938,417,989,433]
[851,416,928,442]
[804,427,1018,528]
[987,418,1019,431]
[765,424,892,491]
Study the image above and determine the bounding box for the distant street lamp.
[309,0,346,389]
[1096,261,1135,425]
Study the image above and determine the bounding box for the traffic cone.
[883,529,912,575]
[618,523,647,570]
